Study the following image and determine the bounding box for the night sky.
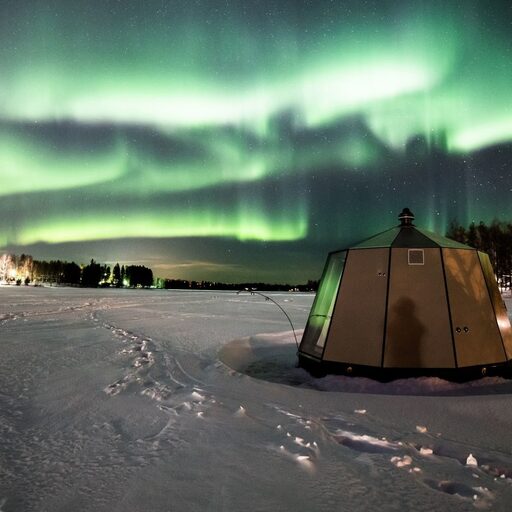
[1,0,511,282]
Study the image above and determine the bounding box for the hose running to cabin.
[237,289,299,350]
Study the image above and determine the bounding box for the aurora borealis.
[1,0,512,282]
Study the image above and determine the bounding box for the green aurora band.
[0,0,511,281]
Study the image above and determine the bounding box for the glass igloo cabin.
[298,208,512,380]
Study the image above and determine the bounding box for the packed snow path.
[1,287,512,511]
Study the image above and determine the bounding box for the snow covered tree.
[17,254,33,280]
[0,254,16,283]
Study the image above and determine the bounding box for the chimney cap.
[398,207,415,226]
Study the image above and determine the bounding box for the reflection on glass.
[300,251,346,355]
[478,252,512,356]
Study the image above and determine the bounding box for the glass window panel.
[300,251,346,355]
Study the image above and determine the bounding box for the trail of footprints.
[94,312,511,508]
[267,406,512,508]
[268,407,320,472]
[1,300,101,327]
[97,313,216,435]
[96,317,160,397]
[0,312,20,326]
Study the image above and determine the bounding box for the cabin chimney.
[398,207,415,227]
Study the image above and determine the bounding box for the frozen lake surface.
[1,287,512,511]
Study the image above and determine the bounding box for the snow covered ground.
[1,287,512,511]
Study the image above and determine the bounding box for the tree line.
[446,219,512,289]
[154,278,319,292]
[0,252,318,291]
[0,254,153,288]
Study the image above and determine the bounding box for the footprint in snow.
[333,430,399,454]
[423,479,493,507]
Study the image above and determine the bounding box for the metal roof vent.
[398,207,415,227]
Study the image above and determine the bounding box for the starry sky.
[1,0,511,282]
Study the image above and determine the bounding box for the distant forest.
[0,253,318,291]
[0,255,153,288]
[446,219,512,289]
[155,279,319,292]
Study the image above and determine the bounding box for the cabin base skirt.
[298,353,512,383]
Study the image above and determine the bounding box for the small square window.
[408,249,424,265]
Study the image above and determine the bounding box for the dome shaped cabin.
[298,208,512,380]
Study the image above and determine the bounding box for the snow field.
[1,287,512,511]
